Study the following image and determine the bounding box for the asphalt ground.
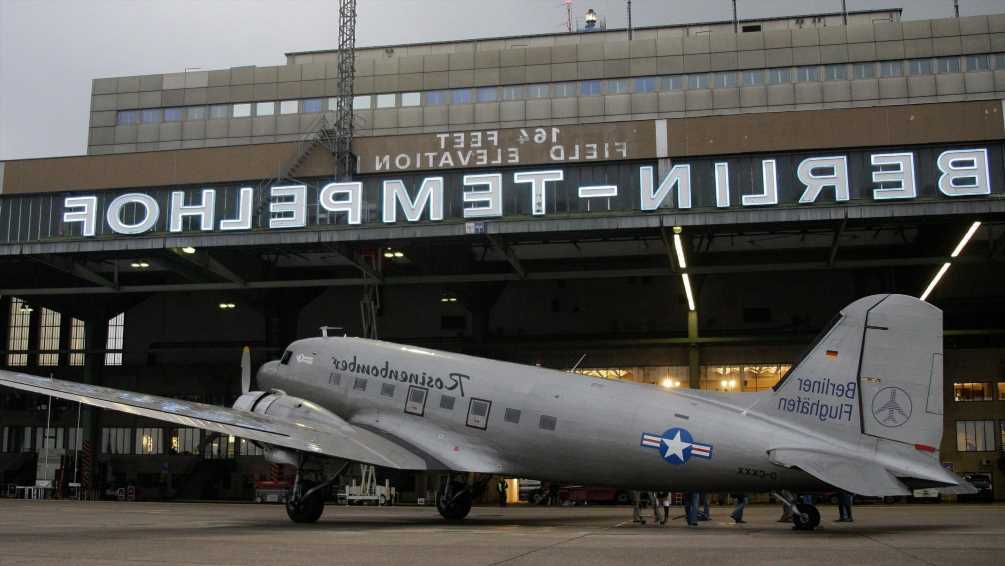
[0,500,1002,566]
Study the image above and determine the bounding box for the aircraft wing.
[0,370,431,471]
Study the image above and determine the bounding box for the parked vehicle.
[957,473,994,503]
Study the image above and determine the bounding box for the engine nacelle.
[232,390,353,462]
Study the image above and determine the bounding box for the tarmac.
[0,500,1002,566]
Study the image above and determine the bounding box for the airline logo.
[640,427,713,465]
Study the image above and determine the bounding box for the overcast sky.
[1,0,1003,161]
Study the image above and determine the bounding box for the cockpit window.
[280,350,293,365]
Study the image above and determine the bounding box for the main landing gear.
[286,455,350,524]
[437,473,493,521]
[772,491,821,531]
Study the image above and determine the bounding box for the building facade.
[1,9,1004,501]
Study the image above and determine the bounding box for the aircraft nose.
[256,360,281,390]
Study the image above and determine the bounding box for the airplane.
[0,293,975,530]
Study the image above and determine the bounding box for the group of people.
[631,490,855,526]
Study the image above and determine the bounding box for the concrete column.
[0,296,9,364]
[82,317,108,492]
[687,310,700,389]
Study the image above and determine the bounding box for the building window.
[937,56,961,74]
[279,100,298,114]
[353,377,367,391]
[580,80,603,96]
[956,420,996,452]
[424,90,448,105]
[634,76,659,92]
[238,438,263,456]
[954,382,993,401]
[879,61,903,77]
[164,107,183,122]
[439,394,455,410]
[825,64,847,81]
[171,428,200,455]
[539,415,557,431]
[450,89,472,104]
[998,383,1005,400]
[231,103,251,118]
[907,58,933,75]
[101,427,131,454]
[504,408,521,424]
[135,428,162,455]
[997,53,1005,69]
[552,82,576,97]
[714,71,738,88]
[66,427,83,451]
[966,54,990,72]
[687,73,710,89]
[303,98,323,113]
[380,383,396,397]
[209,105,229,119]
[853,62,876,79]
[205,434,235,459]
[141,109,162,123]
[663,75,684,90]
[476,87,498,102]
[766,68,791,85]
[527,84,550,98]
[401,92,421,106]
[38,308,61,367]
[6,298,30,367]
[116,111,139,125]
[187,106,207,120]
[608,79,631,94]
[255,101,275,116]
[742,70,764,86]
[69,318,85,367]
[104,312,124,366]
[795,66,819,82]
[352,95,372,109]
[376,93,396,108]
[501,85,523,100]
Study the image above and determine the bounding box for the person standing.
[631,490,646,525]
[698,491,710,521]
[655,491,670,526]
[684,491,700,526]
[496,478,508,507]
[836,491,854,522]
[730,493,749,524]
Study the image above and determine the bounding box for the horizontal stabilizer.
[769,447,911,496]
[0,370,431,471]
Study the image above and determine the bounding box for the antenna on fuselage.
[321,326,347,337]
[570,353,587,372]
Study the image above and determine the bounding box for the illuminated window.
[101,427,131,454]
[742,70,764,86]
[66,427,83,451]
[766,68,791,84]
[635,76,659,92]
[825,64,847,81]
[701,366,742,392]
[476,87,498,102]
[279,100,298,114]
[35,427,65,454]
[401,92,421,106]
[187,106,207,120]
[954,382,993,401]
[204,434,235,459]
[608,79,632,94]
[255,101,275,116]
[116,111,139,125]
[740,365,791,392]
[2,426,28,453]
[303,98,323,113]
[714,72,738,88]
[352,95,372,109]
[879,61,903,77]
[164,107,183,122]
[170,428,200,455]
[501,86,523,100]
[38,308,61,367]
[450,89,472,104]
[999,383,1005,400]
[6,298,30,366]
[376,93,396,108]
[956,420,996,452]
[141,109,162,123]
[907,59,933,75]
[232,103,251,118]
[853,62,876,79]
[937,56,961,74]
[135,427,162,455]
[663,75,685,90]
[105,312,124,366]
[966,54,990,72]
[795,66,818,82]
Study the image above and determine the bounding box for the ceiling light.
[383,252,394,258]
[181,246,196,254]
[673,232,687,269]
[950,221,981,258]
[130,261,150,269]
[920,262,951,302]
[681,273,696,311]
[393,251,404,258]
[219,303,236,310]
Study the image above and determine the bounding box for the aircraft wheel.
[792,503,820,531]
[437,482,472,521]
[287,482,325,524]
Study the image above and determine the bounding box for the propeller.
[241,346,252,393]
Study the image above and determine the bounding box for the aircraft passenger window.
[405,386,428,416]
[329,372,341,386]
[280,351,293,365]
[353,377,368,392]
[380,383,395,398]
[539,415,557,431]
[440,395,455,410]
[466,398,491,430]
[504,408,521,424]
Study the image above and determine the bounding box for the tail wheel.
[437,482,473,521]
[287,481,325,524]
[792,503,820,531]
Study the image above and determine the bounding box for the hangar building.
[0,8,1003,501]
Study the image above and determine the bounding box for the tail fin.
[756,294,964,495]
